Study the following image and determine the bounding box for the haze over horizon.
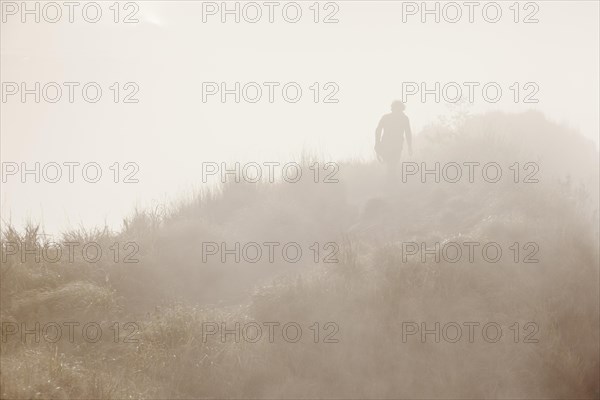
[2,1,599,234]
[1,2,599,399]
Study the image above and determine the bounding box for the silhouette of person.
[375,101,412,177]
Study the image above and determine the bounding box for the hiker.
[374,101,412,177]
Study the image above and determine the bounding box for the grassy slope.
[1,111,599,399]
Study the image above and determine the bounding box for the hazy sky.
[1,1,599,235]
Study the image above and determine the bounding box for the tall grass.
[1,111,598,399]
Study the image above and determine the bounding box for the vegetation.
[1,111,598,399]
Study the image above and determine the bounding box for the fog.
[1,1,599,234]
[1,1,599,399]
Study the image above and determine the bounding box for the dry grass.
[1,111,598,399]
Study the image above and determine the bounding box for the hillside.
[1,110,599,399]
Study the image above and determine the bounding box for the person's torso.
[381,113,408,144]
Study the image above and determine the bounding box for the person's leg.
[390,144,403,181]
[386,157,400,182]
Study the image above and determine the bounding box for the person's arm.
[375,117,384,148]
[405,117,413,155]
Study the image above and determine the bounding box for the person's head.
[391,100,406,113]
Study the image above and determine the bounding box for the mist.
[1,1,599,234]
[1,1,599,399]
